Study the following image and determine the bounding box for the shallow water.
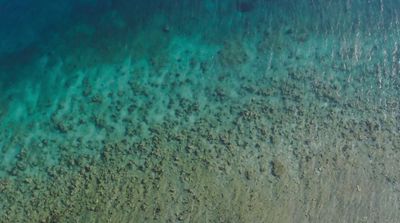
[1,0,400,222]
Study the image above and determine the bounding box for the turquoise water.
[1,0,400,222]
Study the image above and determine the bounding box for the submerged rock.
[236,1,255,13]
[271,159,285,178]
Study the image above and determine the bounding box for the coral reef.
[0,1,400,222]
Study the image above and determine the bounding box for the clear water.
[0,0,399,222]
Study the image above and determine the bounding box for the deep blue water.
[0,0,396,59]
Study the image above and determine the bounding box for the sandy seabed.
[1,1,400,222]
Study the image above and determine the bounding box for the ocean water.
[1,0,400,222]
